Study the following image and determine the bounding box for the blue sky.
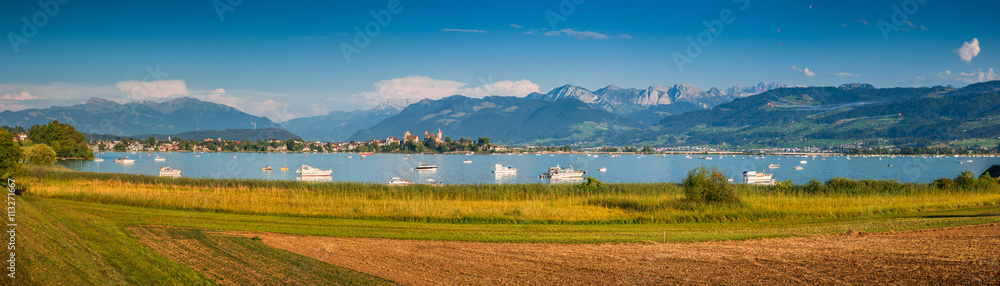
[0,0,996,121]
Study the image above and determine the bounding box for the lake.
[56,152,1000,185]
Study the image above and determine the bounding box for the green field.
[8,166,1000,284]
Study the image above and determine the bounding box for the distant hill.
[525,82,788,125]
[627,81,1000,147]
[86,128,300,142]
[349,95,638,145]
[280,103,400,142]
[0,97,280,136]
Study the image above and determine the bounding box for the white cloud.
[509,24,522,29]
[619,34,632,39]
[211,88,226,94]
[833,72,860,77]
[116,80,188,99]
[1,91,36,100]
[790,66,815,77]
[957,68,998,83]
[543,28,609,40]
[458,80,540,98]
[954,38,980,63]
[854,19,868,25]
[905,68,998,87]
[441,28,487,33]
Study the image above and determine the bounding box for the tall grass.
[23,167,1000,225]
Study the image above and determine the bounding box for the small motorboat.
[154,155,166,162]
[415,163,438,171]
[387,177,413,186]
[296,165,332,177]
[261,165,272,171]
[279,165,289,171]
[799,160,807,164]
[94,157,105,162]
[598,168,607,172]
[159,167,181,177]
[794,166,804,170]
[493,164,517,174]
[768,164,780,169]
[232,155,237,159]
[463,159,472,164]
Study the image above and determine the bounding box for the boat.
[232,155,237,159]
[768,164,780,169]
[296,165,332,177]
[794,166,804,170]
[359,151,375,156]
[463,159,472,164]
[415,163,438,171]
[611,155,621,158]
[261,165,272,171]
[154,155,166,162]
[94,157,104,162]
[598,168,607,172]
[685,155,692,159]
[279,165,289,171]
[194,154,200,157]
[424,179,444,187]
[799,160,807,164]
[539,165,585,180]
[387,177,414,186]
[742,170,774,185]
[114,158,135,164]
[159,167,182,177]
[492,164,517,174]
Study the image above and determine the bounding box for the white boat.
[539,165,585,180]
[387,177,413,186]
[799,160,807,164]
[743,170,774,185]
[94,157,105,162]
[194,154,200,157]
[115,158,135,164]
[296,165,332,177]
[463,159,472,164]
[415,163,438,171]
[699,157,713,160]
[794,166,804,170]
[159,167,181,177]
[493,164,517,174]
[154,155,166,162]
[232,155,237,159]
[598,168,607,172]
[768,164,780,169]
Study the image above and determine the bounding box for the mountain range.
[0,97,279,136]
[279,103,401,142]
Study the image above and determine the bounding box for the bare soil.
[248,223,1000,285]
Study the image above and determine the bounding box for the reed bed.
[24,167,1000,224]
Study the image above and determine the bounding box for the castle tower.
[436,129,442,140]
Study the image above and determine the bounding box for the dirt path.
[250,224,1000,285]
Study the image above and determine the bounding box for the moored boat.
[598,168,607,172]
[539,165,585,180]
[94,157,104,162]
[279,165,289,171]
[743,170,774,185]
[492,164,517,174]
[359,151,375,156]
[296,165,332,177]
[387,177,413,186]
[261,165,272,171]
[768,164,780,169]
[159,167,182,177]
[154,155,166,162]
[415,163,438,171]
[463,159,472,164]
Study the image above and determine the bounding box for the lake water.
[56,152,1000,185]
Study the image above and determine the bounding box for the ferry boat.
[742,170,774,185]
[154,155,166,162]
[768,164,780,169]
[415,163,438,171]
[358,151,375,156]
[539,165,585,180]
[387,177,413,186]
[296,165,332,177]
[493,164,517,174]
[159,167,182,177]
[261,165,272,171]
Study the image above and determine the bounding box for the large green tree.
[27,120,93,159]
[0,130,26,178]
[24,144,56,165]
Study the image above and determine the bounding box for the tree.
[682,166,738,204]
[24,144,56,165]
[444,136,452,143]
[0,130,26,178]
[477,137,491,146]
[147,137,157,147]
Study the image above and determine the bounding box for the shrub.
[576,177,603,193]
[825,177,860,193]
[803,179,826,194]
[933,177,954,189]
[682,166,738,204]
[955,171,977,190]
